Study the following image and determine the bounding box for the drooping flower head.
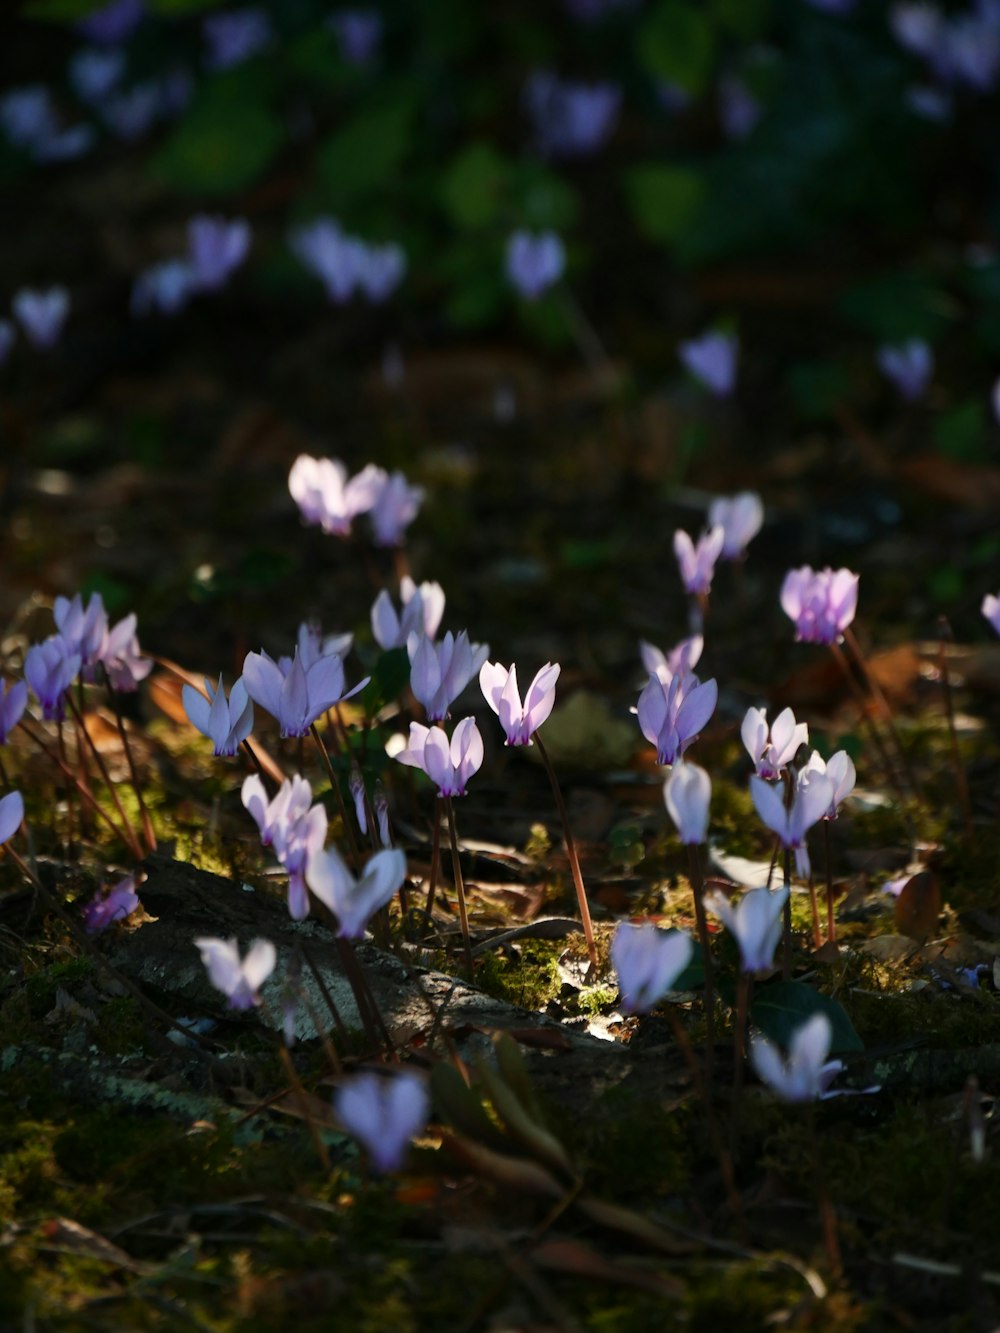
[81,874,140,934]
[53,592,108,681]
[704,884,789,974]
[800,749,857,819]
[505,230,566,301]
[195,936,276,1009]
[242,774,328,920]
[876,339,933,401]
[288,454,384,535]
[306,844,407,938]
[395,718,484,796]
[408,631,489,723]
[13,286,70,350]
[333,1069,429,1173]
[611,923,693,1014]
[24,636,81,721]
[750,1012,845,1102]
[678,331,738,397]
[372,578,445,651]
[636,667,717,766]
[368,470,423,546]
[101,612,152,691]
[187,215,251,292]
[708,491,764,560]
[780,566,859,644]
[242,646,368,739]
[750,771,834,877]
[741,706,808,780]
[664,761,711,845]
[182,674,253,756]
[674,526,725,597]
[479,661,559,746]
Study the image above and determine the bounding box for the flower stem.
[823,820,836,944]
[20,716,136,854]
[443,794,473,974]
[310,723,363,874]
[843,626,921,806]
[422,797,443,928]
[782,845,792,981]
[535,734,598,971]
[936,619,973,837]
[103,671,156,853]
[687,842,715,1083]
[66,694,145,859]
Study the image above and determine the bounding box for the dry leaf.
[894,872,942,942]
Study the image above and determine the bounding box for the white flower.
[749,1012,844,1102]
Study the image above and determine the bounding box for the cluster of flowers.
[288,453,423,547]
[892,0,1000,105]
[289,219,407,306]
[522,71,622,158]
[131,216,251,317]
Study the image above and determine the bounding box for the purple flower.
[24,637,81,721]
[188,215,251,292]
[373,783,391,847]
[947,15,1000,91]
[288,454,384,535]
[81,874,140,934]
[505,230,566,301]
[371,578,445,651]
[329,9,383,65]
[395,718,484,797]
[53,592,109,680]
[101,612,152,691]
[13,287,69,350]
[673,526,725,596]
[368,470,423,546]
[678,331,738,396]
[333,1069,429,1173]
[280,621,353,674]
[639,634,703,678]
[355,242,406,302]
[182,674,254,756]
[203,8,272,70]
[306,844,407,938]
[983,592,1000,636]
[289,218,362,302]
[800,749,856,818]
[242,774,328,920]
[242,647,368,739]
[741,706,809,781]
[0,87,59,151]
[76,0,145,44]
[479,660,559,746]
[0,680,28,744]
[101,82,162,141]
[664,761,710,845]
[780,565,859,644]
[705,884,788,974]
[0,790,24,845]
[891,4,946,62]
[523,71,621,158]
[707,491,764,559]
[636,667,717,766]
[611,922,693,1013]
[69,48,125,103]
[195,936,276,1010]
[876,339,933,401]
[408,631,489,723]
[131,260,196,317]
[718,75,761,140]
[750,1012,844,1102]
[750,771,834,877]
[0,320,15,365]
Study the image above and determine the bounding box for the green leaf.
[148,0,226,12]
[441,142,510,230]
[317,102,413,206]
[511,162,578,231]
[750,981,863,1054]
[710,0,771,38]
[933,399,987,462]
[359,648,410,719]
[636,1,715,96]
[786,360,852,422]
[24,0,99,19]
[151,90,284,194]
[839,272,954,343]
[624,164,704,247]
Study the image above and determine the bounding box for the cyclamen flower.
[523,71,621,158]
[69,48,125,103]
[195,936,276,1010]
[202,8,271,70]
[750,1012,844,1102]
[0,790,24,845]
[704,884,789,974]
[333,1070,429,1173]
[187,215,251,292]
[306,844,407,938]
[639,635,703,678]
[408,631,489,723]
[678,331,738,397]
[76,0,145,44]
[288,454,384,535]
[718,75,761,140]
[81,874,140,934]
[708,492,764,560]
[664,761,711,844]
[636,667,717,766]
[131,259,196,317]
[479,661,559,746]
[13,287,69,350]
[395,718,484,796]
[372,578,445,651]
[876,339,933,401]
[53,592,108,680]
[242,647,368,739]
[101,83,160,141]
[982,593,1000,637]
[741,706,808,780]
[505,231,566,301]
[329,10,383,65]
[0,679,28,744]
[674,526,725,596]
[182,674,253,756]
[781,566,859,644]
[289,219,361,302]
[1,86,59,151]
[242,774,327,919]
[369,470,423,546]
[611,923,693,1013]
[751,771,834,877]
[24,637,81,721]
[101,612,152,691]
[355,243,407,303]
[800,750,856,818]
